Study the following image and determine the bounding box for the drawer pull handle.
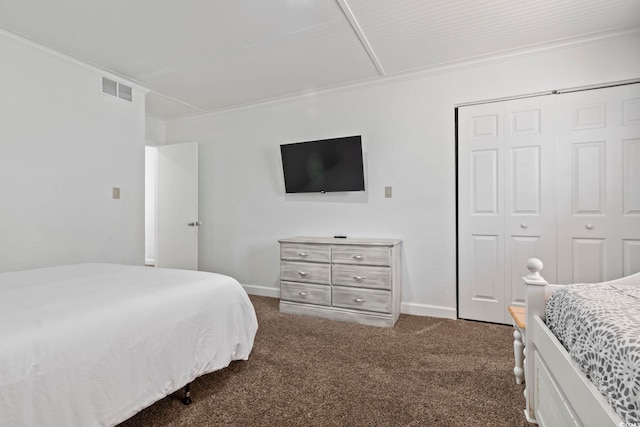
[297,271,310,277]
[353,275,367,281]
[586,223,594,230]
[298,252,309,257]
[353,255,365,261]
[299,292,310,297]
[353,298,366,303]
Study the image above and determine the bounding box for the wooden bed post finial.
[524,258,546,285]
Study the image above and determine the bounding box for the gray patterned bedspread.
[546,283,640,424]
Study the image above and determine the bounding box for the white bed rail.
[522,258,626,427]
[523,258,547,423]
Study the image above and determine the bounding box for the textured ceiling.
[0,0,638,120]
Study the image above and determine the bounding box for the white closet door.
[459,103,506,323]
[458,96,556,323]
[459,84,640,323]
[556,84,640,283]
[503,97,557,309]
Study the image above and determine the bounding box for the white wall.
[145,117,166,146]
[144,146,158,265]
[165,34,640,318]
[0,31,146,272]
[144,116,165,266]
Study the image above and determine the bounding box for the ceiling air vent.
[101,77,133,102]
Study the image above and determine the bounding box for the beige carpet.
[118,295,528,427]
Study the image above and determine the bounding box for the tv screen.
[280,136,365,193]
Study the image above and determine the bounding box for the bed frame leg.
[182,382,192,405]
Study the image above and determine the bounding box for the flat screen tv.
[280,136,365,193]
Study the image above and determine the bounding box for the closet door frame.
[456,81,640,323]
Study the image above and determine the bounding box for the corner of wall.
[145,117,166,146]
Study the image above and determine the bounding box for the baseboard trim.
[401,302,457,319]
[242,284,280,298]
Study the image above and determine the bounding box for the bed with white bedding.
[523,258,640,426]
[0,263,258,427]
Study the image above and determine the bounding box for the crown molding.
[0,27,150,94]
[170,27,640,122]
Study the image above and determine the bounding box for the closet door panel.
[623,240,640,276]
[619,95,640,277]
[563,141,608,248]
[556,84,640,283]
[572,238,607,283]
[503,97,557,319]
[571,142,606,215]
[622,139,640,215]
[459,97,556,324]
[556,92,612,283]
[509,236,541,304]
[470,234,502,303]
[509,146,541,215]
[472,149,499,215]
[458,103,506,323]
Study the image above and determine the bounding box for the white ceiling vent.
[101,77,133,102]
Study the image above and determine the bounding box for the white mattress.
[0,263,258,427]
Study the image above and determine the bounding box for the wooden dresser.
[278,237,402,327]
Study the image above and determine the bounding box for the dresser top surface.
[279,236,402,246]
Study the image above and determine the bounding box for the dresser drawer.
[332,246,391,266]
[332,264,391,290]
[281,244,331,263]
[281,281,331,306]
[332,286,391,313]
[280,261,331,285]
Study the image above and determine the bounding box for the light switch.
[385,186,392,198]
[112,187,121,199]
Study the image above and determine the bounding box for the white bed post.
[523,258,548,424]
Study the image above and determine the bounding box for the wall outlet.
[385,186,392,198]
[112,187,121,199]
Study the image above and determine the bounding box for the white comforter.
[0,263,258,427]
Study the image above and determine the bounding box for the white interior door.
[458,96,556,324]
[556,84,640,283]
[503,96,557,309]
[459,83,640,323]
[458,102,506,324]
[156,142,199,270]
